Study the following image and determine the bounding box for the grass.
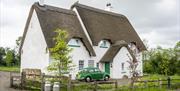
[0,66,20,72]
[141,74,180,80]
[133,74,180,90]
[117,87,167,91]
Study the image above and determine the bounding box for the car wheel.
[104,75,109,81]
[85,76,91,82]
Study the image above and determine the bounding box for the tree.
[14,36,22,66]
[4,49,15,66]
[127,60,139,88]
[47,29,73,76]
[0,47,6,66]
[143,44,179,75]
[174,41,180,75]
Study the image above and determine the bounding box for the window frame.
[79,60,84,70]
[88,60,94,67]
[100,40,109,48]
[121,62,125,71]
[68,39,81,47]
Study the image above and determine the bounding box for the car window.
[94,68,101,72]
[88,69,94,73]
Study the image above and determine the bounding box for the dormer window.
[68,39,80,47]
[100,40,109,48]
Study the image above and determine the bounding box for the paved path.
[0,71,27,91]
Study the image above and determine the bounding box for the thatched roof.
[20,2,146,58]
[100,40,137,62]
[20,2,96,56]
[72,3,146,51]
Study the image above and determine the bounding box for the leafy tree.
[160,50,170,75]
[174,41,180,75]
[143,42,179,75]
[14,36,22,66]
[4,49,15,66]
[47,29,73,76]
[0,47,6,66]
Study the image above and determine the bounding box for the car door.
[94,68,104,80]
[88,68,96,79]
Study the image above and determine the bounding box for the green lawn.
[0,66,20,72]
[141,74,180,80]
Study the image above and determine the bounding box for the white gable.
[21,10,49,72]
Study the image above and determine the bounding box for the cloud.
[0,0,179,49]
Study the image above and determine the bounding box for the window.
[68,39,80,47]
[100,40,108,48]
[94,68,100,72]
[88,60,94,67]
[76,39,79,44]
[121,63,125,70]
[88,69,94,73]
[79,60,84,70]
[96,63,99,68]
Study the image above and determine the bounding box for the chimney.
[39,0,44,6]
[105,3,112,11]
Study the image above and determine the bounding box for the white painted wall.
[92,40,111,71]
[68,38,91,79]
[129,43,143,76]
[68,39,111,79]
[112,45,143,79]
[21,10,50,73]
[112,47,132,79]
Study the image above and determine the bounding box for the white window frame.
[100,40,108,48]
[88,60,94,67]
[68,39,81,47]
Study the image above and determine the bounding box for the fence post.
[94,81,97,91]
[21,72,26,89]
[115,80,118,89]
[159,78,162,88]
[167,77,171,89]
[10,72,13,87]
[144,80,148,88]
[67,74,72,91]
[41,73,45,91]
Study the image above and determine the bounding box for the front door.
[105,62,110,74]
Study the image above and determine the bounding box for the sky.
[0,0,180,49]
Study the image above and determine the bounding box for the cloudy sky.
[0,0,179,49]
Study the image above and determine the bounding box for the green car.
[76,67,110,82]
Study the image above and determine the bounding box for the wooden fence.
[10,70,180,91]
[134,77,180,89]
[10,71,118,91]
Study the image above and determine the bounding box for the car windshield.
[80,68,101,73]
[88,69,94,73]
[94,68,101,72]
[80,69,88,72]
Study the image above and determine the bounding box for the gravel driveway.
[0,71,28,91]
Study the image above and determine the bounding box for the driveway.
[0,71,28,91]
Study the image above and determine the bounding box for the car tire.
[85,76,91,82]
[104,75,109,81]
